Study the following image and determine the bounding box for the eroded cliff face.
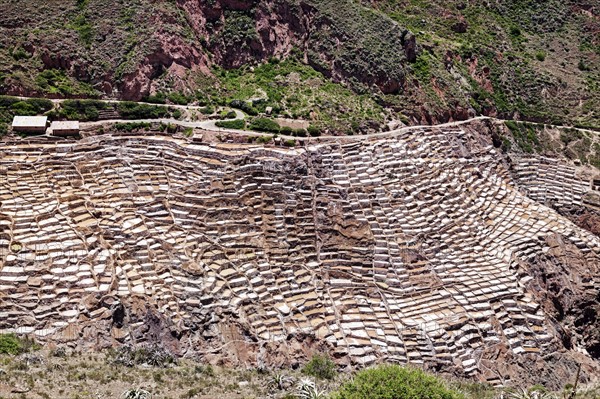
[0,0,415,101]
[0,121,599,388]
[172,0,415,96]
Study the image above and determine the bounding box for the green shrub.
[0,334,23,355]
[25,98,53,113]
[535,51,546,61]
[167,91,191,105]
[215,119,245,129]
[171,109,182,119]
[331,364,463,399]
[280,126,293,135]
[221,110,237,119]
[302,354,337,380]
[295,128,308,137]
[256,135,273,144]
[194,364,215,377]
[200,105,215,115]
[11,46,30,61]
[145,92,167,104]
[509,26,521,36]
[10,101,38,116]
[69,14,93,46]
[250,117,280,133]
[114,122,151,132]
[117,102,170,119]
[0,122,7,137]
[59,99,107,121]
[229,99,258,116]
[0,95,20,108]
[35,69,87,96]
[8,98,53,116]
[283,139,296,147]
[166,123,178,134]
[578,59,590,71]
[307,125,321,137]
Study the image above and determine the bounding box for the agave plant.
[297,378,328,399]
[121,388,152,399]
[505,388,557,399]
[268,371,294,390]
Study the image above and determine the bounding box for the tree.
[331,364,463,399]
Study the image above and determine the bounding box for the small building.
[50,120,80,137]
[11,116,48,134]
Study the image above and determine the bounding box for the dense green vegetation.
[0,333,38,355]
[35,69,99,97]
[0,334,25,355]
[199,58,387,134]
[117,101,171,119]
[504,121,543,154]
[215,119,245,129]
[331,364,463,399]
[301,354,337,380]
[0,95,53,136]
[114,121,152,132]
[249,117,280,133]
[57,99,109,121]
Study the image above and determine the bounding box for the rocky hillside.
[1,120,599,388]
[0,0,598,132]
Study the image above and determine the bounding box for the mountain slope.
[0,0,598,133]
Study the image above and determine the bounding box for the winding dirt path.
[10,96,600,142]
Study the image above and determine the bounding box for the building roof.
[12,116,48,128]
[50,120,80,130]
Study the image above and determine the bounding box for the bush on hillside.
[4,97,53,116]
[145,92,167,104]
[279,126,293,135]
[171,109,182,119]
[215,119,245,129]
[167,91,191,105]
[59,99,108,121]
[10,101,38,116]
[0,334,23,355]
[114,122,152,132]
[220,110,237,119]
[307,125,322,137]
[117,102,170,119]
[0,95,20,108]
[0,334,38,355]
[200,105,214,115]
[302,354,337,380]
[23,98,53,113]
[331,364,464,399]
[249,117,280,133]
[229,99,258,116]
[294,128,308,137]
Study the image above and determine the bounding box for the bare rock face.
[162,0,413,95]
[1,122,599,387]
[117,8,212,100]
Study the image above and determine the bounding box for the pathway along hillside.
[9,96,600,141]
